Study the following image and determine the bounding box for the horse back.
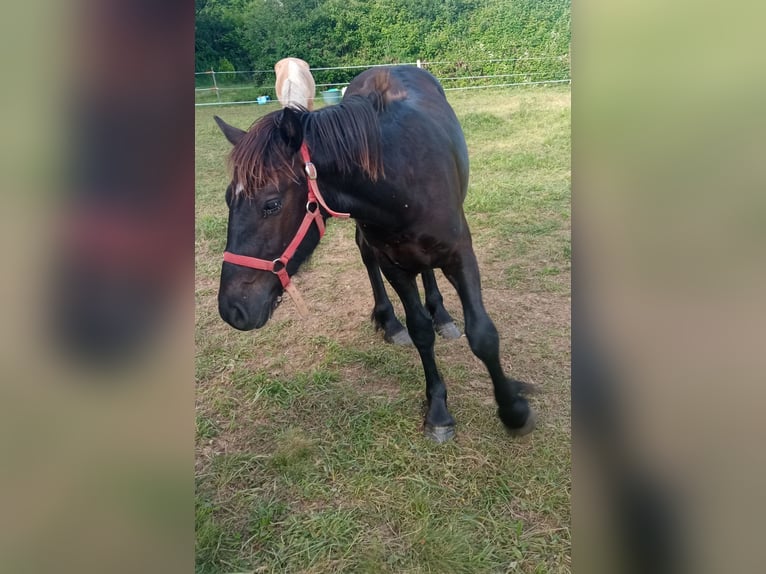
[346,66,469,201]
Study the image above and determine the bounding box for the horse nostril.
[231,302,248,325]
[219,297,248,329]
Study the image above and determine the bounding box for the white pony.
[274,57,315,110]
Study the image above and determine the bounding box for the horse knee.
[465,317,499,359]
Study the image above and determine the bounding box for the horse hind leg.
[421,270,461,340]
[443,249,536,437]
[355,225,411,345]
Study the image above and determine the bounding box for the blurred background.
[0,1,193,572]
[574,1,766,572]
[0,0,765,573]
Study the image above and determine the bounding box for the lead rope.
[284,282,310,317]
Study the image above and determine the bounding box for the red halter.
[222,142,350,315]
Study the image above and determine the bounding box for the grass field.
[195,85,571,573]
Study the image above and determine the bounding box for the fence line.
[443,79,571,91]
[195,56,570,106]
[195,99,281,107]
[438,71,554,82]
[424,56,568,65]
[194,79,570,108]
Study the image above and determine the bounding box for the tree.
[195,0,253,72]
[194,0,571,81]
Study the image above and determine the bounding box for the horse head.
[214,109,324,330]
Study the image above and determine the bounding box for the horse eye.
[262,198,282,217]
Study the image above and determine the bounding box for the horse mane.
[229,95,384,196]
[302,95,385,181]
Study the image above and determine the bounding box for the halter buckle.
[271,258,286,273]
[304,162,317,180]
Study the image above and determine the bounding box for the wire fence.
[195,55,570,107]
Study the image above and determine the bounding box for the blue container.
[257,95,270,105]
[321,89,342,105]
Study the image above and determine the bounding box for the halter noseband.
[222,142,350,316]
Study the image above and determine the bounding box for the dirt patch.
[251,218,572,399]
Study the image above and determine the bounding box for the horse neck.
[298,98,392,221]
[306,165,404,228]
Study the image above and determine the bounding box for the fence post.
[417,59,422,69]
[210,68,220,102]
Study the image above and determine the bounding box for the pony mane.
[229,95,384,196]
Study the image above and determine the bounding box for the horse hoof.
[424,424,456,443]
[506,409,537,438]
[498,398,537,437]
[385,329,413,346]
[435,321,461,339]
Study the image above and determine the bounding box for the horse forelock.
[227,113,300,196]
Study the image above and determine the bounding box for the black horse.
[215,65,535,442]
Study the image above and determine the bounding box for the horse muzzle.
[218,278,282,331]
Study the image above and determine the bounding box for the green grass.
[196,86,571,573]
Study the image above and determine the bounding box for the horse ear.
[214,115,246,146]
[276,107,303,153]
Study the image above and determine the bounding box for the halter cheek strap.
[299,144,350,219]
[222,142,350,317]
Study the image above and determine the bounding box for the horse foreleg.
[443,247,536,437]
[379,258,456,443]
[355,225,411,345]
[421,269,461,339]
